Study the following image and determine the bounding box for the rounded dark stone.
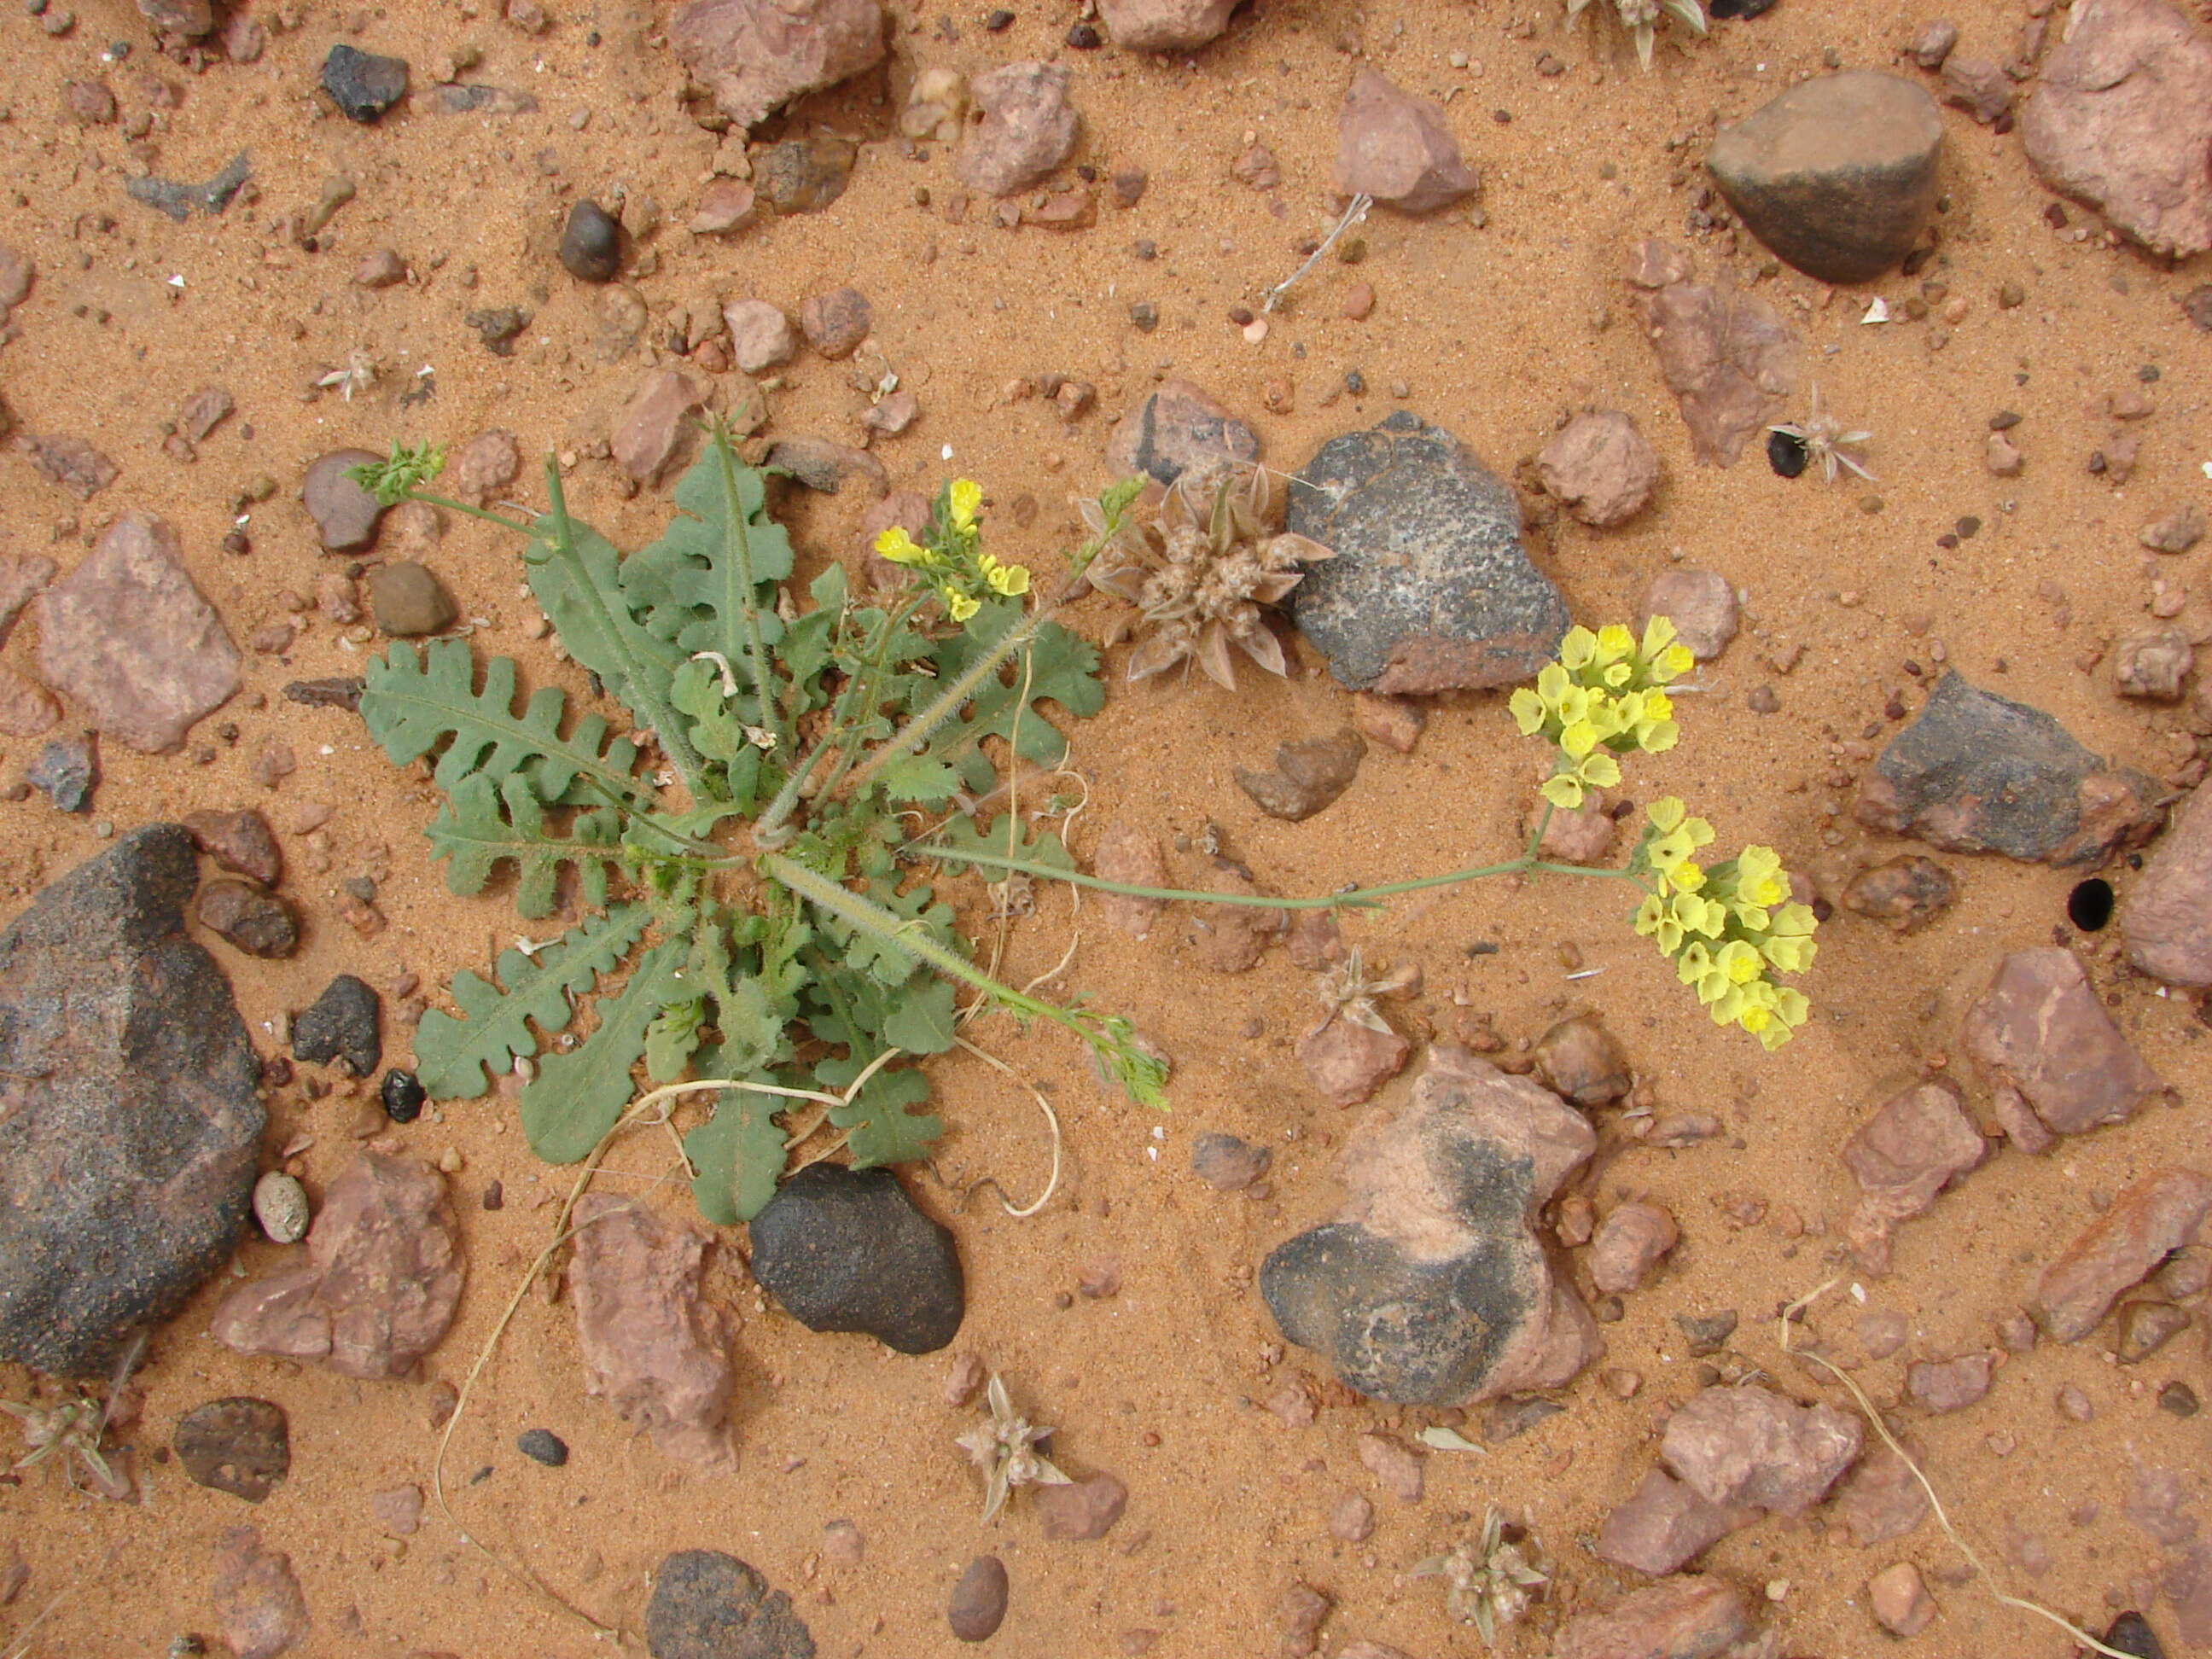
[174,1396,290,1503]
[517,1428,569,1467]
[1767,426,1809,478]
[322,44,409,123]
[947,1555,1009,1643]
[1706,71,1942,284]
[748,1165,963,1354]
[557,200,622,282]
[292,973,381,1075]
[754,137,857,214]
[1286,411,1568,695]
[2067,877,2116,932]
[645,1550,815,1659]
[195,878,300,959]
[381,1068,426,1124]
[0,827,265,1376]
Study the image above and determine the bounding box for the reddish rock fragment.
[956,61,1079,197]
[1906,1353,1993,1413]
[1091,822,1167,939]
[212,1152,462,1378]
[1962,948,2164,1143]
[211,1526,309,1659]
[1556,1575,1763,1659]
[2036,1168,2212,1342]
[1842,1079,1985,1273]
[1097,0,1237,51]
[1033,1472,1127,1540]
[1625,241,1798,467]
[446,428,521,507]
[1532,1013,1632,1108]
[1296,1016,1410,1107]
[2020,0,2212,258]
[613,370,706,484]
[184,809,282,887]
[1868,1562,1936,1636]
[1841,855,1956,933]
[1830,1442,1931,1547]
[2123,786,2212,987]
[1595,1468,1760,1576]
[669,0,887,130]
[1640,568,1738,660]
[1538,410,1660,527]
[568,1193,736,1464]
[1660,1382,1861,1516]
[26,434,119,499]
[1587,1203,1679,1295]
[36,513,240,753]
[1335,67,1479,213]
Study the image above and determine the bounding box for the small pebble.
[949,1555,1010,1642]
[381,1068,427,1124]
[252,1170,310,1244]
[516,1428,569,1467]
[557,200,621,282]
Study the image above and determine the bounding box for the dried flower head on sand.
[1084,460,1331,690]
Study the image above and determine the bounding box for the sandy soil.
[1,0,2209,1653]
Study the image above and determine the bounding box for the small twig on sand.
[1262,194,1373,313]
[1778,1281,2132,1659]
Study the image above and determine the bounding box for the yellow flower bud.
[948,478,983,533]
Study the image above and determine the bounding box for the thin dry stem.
[1777,1281,2133,1659]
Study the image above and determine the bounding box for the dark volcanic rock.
[174,1397,291,1503]
[1855,672,2163,866]
[0,825,264,1376]
[292,974,381,1074]
[1260,1046,1602,1406]
[322,44,409,123]
[948,1554,1010,1642]
[748,1165,963,1353]
[646,1550,816,1659]
[1706,71,1943,283]
[1286,412,1567,694]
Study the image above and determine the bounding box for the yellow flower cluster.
[875,480,1030,624]
[1509,620,1695,809]
[1631,799,1819,1049]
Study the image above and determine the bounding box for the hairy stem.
[708,428,785,754]
[766,853,1130,1068]
[834,607,1051,818]
[918,844,1644,910]
[405,489,535,534]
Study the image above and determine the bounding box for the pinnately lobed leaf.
[521,939,687,1163]
[427,772,622,917]
[412,905,653,1098]
[361,640,643,806]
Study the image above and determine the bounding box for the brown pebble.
[1342,282,1375,321]
[949,1555,1009,1642]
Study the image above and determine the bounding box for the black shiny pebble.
[517,1429,569,1468]
[558,200,621,282]
[381,1068,427,1124]
[1767,427,1809,478]
[1708,0,1778,16]
[2067,877,2116,932]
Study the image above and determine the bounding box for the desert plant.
[1567,0,1708,70]
[354,437,1819,1235]
[353,433,1163,1225]
[1081,459,1330,689]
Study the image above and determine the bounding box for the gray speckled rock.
[748,1165,963,1353]
[1260,1046,1602,1406]
[647,1551,815,1659]
[1287,413,1567,693]
[0,825,264,1375]
[1855,673,2164,866]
